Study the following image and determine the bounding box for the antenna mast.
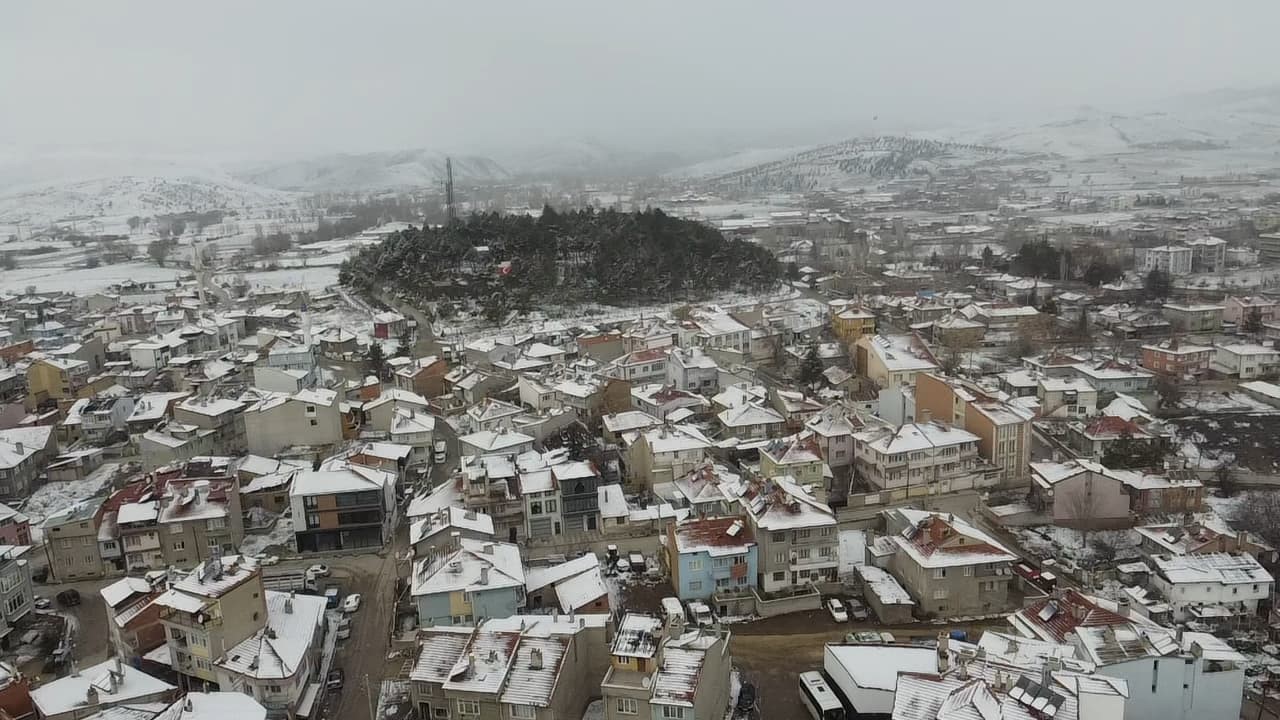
[445,157,458,224]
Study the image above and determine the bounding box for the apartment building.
[174,397,247,456]
[605,348,669,384]
[1140,340,1214,377]
[410,507,495,558]
[410,539,525,626]
[156,556,268,687]
[853,420,987,493]
[914,373,1032,484]
[879,508,1016,617]
[242,388,342,457]
[1212,343,1280,379]
[409,616,609,720]
[831,307,876,343]
[625,426,711,488]
[1029,460,1133,529]
[759,436,825,491]
[715,403,784,440]
[1141,245,1192,276]
[80,396,135,443]
[43,497,107,581]
[0,547,33,644]
[601,613,732,720]
[394,355,449,398]
[289,462,397,552]
[1037,377,1097,418]
[1187,236,1227,272]
[1224,295,1278,326]
[102,576,166,662]
[215,590,327,716]
[1070,360,1154,394]
[665,346,720,394]
[1150,553,1273,623]
[665,517,757,601]
[1161,303,1224,333]
[803,406,858,470]
[0,425,57,499]
[854,334,938,390]
[25,357,93,408]
[738,476,837,592]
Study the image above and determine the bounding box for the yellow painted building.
[832,308,876,344]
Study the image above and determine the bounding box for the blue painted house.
[664,516,758,601]
[410,539,526,626]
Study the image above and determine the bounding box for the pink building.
[1224,295,1278,326]
[0,504,30,546]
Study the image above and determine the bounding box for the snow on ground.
[1175,429,1234,470]
[1182,391,1276,414]
[1205,493,1247,524]
[838,529,866,576]
[23,462,120,537]
[240,513,296,556]
[0,261,186,295]
[220,266,341,292]
[1012,525,1140,564]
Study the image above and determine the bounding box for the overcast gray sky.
[2,1,1277,158]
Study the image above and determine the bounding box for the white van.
[660,597,686,626]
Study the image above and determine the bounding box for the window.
[819,546,833,558]
[933,568,947,579]
[774,552,786,564]
[797,548,811,560]
[616,697,638,715]
[310,419,318,426]
[530,502,542,515]
[796,529,812,540]
[172,541,185,551]
[932,588,948,600]
[304,496,318,509]
[689,581,702,591]
[715,578,730,588]
[688,560,702,571]
[207,518,226,530]
[306,513,320,529]
[963,566,973,576]
[170,524,184,535]
[820,527,833,536]
[545,500,557,513]
[4,593,24,614]
[433,709,449,719]
[772,532,785,543]
[662,706,685,719]
[268,685,283,693]
[456,700,480,717]
[509,706,536,719]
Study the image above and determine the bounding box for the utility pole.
[363,672,376,720]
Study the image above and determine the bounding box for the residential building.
[390,407,436,465]
[0,425,57,498]
[410,506,495,558]
[102,576,166,662]
[409,615,609,720]
[0,504,30,546]
[665,346,720,394]
[1066,415,1160,460]
[524,554,610,614]
[738,476,837,592]
[410,539,525,626]
[289,463,397,552]
[155,556,268,687]
[79,396,135,443]
[519,462,563,539]
[43,497,107,581]
[1260,232,1280,263]
[394,355,449,398]
[242,388,342,457]
[630,384,709,421]
[803,406,859,470]
[914,373,1032,484]
[1009,589,1247,720]
[1141,244,1192,276]
[853,421,987,493]
[1037,377,1097,418]
[214,590,327,716]
[683,308,751,354]
[664,517,756,601]
[1212,343,1280,379]
[624,425,711,487]
[1161,303,1224,333]
[715,403,784,440]
[464,398,523,433]
[1029,460,1133,529]
[1070,360,1154,394]
[0,547,33,645]
[853,334,938,390]
[1124,468,1204,516]
[30,656,176,720]
[25,357,93,408]
[831,307,876,343]
[1187,236,1227,272]
[173,397,246,456]
[879,508,1016,616]
[605,348,669,384]
[758,436,825,493]
[362,388,431,433]
[460,455,525,545]
[1224,295,1278,326]
[601,613,732,720]
[669,462,745,518]
[458,428,536,457]
[1149,553,1273,623]
[1140,340,1214,377]
[601,411,660,445]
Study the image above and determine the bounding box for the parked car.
[336,617,352,640]
[826,598,849,623]
[433,440,447,465]
[342,593,362,613]
[31,567,48,583]
[324,587,341,609]
[846,630,895,644]
[307,564,330,578]
[686,601,713,627]
[846,598,869,622]
[56,589,81,607]
[33,596,50,610]
[326,668,345,691]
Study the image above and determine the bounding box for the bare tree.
[1229,491,1280,548]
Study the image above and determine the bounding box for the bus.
[798,671,846,720]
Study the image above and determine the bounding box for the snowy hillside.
[497,139,694,179]
[239,149,510,191]
[680,136,1011,192]
[0,175,301,227]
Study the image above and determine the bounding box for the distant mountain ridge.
[238,149,511,192]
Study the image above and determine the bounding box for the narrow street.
[330,547,402,720]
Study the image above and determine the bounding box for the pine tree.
[799,345,825,386]
[1244,306,1264,337]
[366,342,388,380]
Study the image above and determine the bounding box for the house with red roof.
[879,508,1017,617]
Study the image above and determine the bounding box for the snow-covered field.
[220,266,341,292]
[1012,525,1140,564]
[1180,391,1276,414]
[0,260,186,295]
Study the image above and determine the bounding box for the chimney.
[1116,598,1130,616]
[530,647,543,670]
[86,685,99,706]
[479,566,490,585]
[482,543,494,555]
[184,698,194,712]
[285,592,294,614]
[107,670,119,694]
[919,408,932,424]
[1042,656,1062,687]
[13,442,21,455]
[936,632,950,673]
